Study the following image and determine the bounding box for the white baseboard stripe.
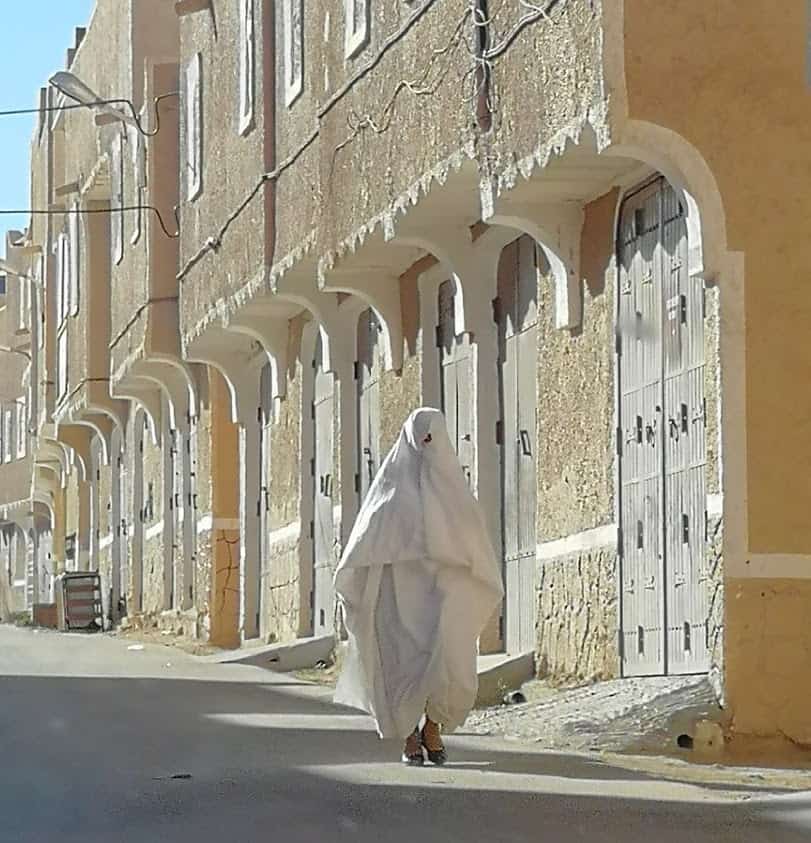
[145,520,164,541]
[536,524,617,562]
[736,554,811,580]
[267,521,301,548]
[707,494,723,518]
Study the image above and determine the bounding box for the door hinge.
[311,401,315,420]
[354,472,360,494]
[353,361,360,381]
[495,419,503,446]
[618,629,624,660]
[615,427,622,456]
[309,457,315,477]
[309,520,315,540]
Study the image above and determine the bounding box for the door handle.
[519,429,532,457]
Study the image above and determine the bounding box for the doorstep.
[476,651,535,707]
[200,633,336,672]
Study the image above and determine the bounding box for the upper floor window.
[2,409,13,464]
[111,135,124,265]
[284,0,303,105]
[184,52,203,201]
[130,126,146,244]
[345,0,369,58]
[239,0,255,133]
[16,399,26,460]
[16,275,28,332]
[69,203,80,315]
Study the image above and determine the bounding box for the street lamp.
[48,71,175,137]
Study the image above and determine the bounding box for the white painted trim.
[739,555,811,580]
[145,520,164,542]
[536,524,618,562]
[99,534,113,550]
[707,493,723,518]
[196,514,242,534]
[267,520,301,548]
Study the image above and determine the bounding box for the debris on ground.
[465,674,726,759]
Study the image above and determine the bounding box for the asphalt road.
[0,625,809,842]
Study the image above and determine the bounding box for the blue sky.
[0,1,95,254]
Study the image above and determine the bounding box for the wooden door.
[313,334,336,635]
[618,177,709,677]
[497,236,538,656]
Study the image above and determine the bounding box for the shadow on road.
[1,675,807,843]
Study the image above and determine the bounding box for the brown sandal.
[401,729,425,766]
[421,721,447,766]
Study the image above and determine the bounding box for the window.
[16,400,26,459]
[345,0,369,58]
[184,52,203,201]
[69,203,80,315]
[57,233,69,324]
[17,275,27,332]
[3,410,13,464]
[238,0,255,133]
[130,126,146,244]
[284,0,303,105]
[111,134,124,265]
[56,234,69,402]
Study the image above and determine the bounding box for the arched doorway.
[356,308,382,504]
[258,362,273,639]
[437,280,474,485]
[495,235,539,656]
[312,332,336,635]
[617,176,709,676]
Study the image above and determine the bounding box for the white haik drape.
[334,408,503,739]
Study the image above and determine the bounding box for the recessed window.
[238,0,255,133]
[345,0,369,59]
[69,202,80,315]
[284,0,303,105]
[16,400,26,459]
[184,52,203,201]
[130,126,146,244]
[111,134,124,265]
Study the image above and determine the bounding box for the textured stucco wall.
[537,191,615,543]
[537,546,619,683]
[484,0,605,200]
[178,0,266,344]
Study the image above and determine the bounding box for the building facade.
[7,0,811,751]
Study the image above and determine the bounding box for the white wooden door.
[618,178,709,677]
[258,363,273,638]
[313,334,336,635]
[438,280,475,486]
[356,309,381,504]
[497,236,538,656]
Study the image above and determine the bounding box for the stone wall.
[536,546,619,684]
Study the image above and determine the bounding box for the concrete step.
[476,651,536,707]
[201,633,335,672]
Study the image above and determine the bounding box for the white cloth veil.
[334,407,504,738]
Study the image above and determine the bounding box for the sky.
[0,1,95,255]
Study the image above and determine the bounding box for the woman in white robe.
[334,407,504,765]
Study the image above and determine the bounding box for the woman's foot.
[401,729,425,766]
[421,719,447,766]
